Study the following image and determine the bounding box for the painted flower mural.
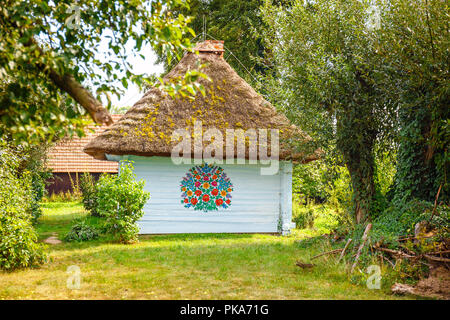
[180,163,233,212]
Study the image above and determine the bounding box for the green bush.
[371,200,449,245]
[0,144,47,271]
[96,162,150,244]
[29,170,50,224]
[325,165,353,212]
[292,161,328,202]
[28,153,52,223]
[292,202,315,229]
[80,173,99,216]
[64,219,99,242]
[43,191,80,202]
[5,144,52,223]
[67,172,82,200]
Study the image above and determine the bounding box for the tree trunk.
[346,158,376,224]
[338,103,377,224]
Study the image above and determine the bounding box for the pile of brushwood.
[296,200,449,299]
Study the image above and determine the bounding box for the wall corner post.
[280,161,294,235]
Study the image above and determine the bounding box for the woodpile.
[296,219,449,299]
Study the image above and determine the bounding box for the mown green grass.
[36,202,102,241]
[0,202,411,300]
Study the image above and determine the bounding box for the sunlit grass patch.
[0,202,414,300]
[36,202,101,241]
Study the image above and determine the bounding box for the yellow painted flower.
[187,190,193,197]
[203,183,210,189]
[220,190,227,197]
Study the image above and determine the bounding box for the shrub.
[292,202,315,229]
[29,170,51,224]
[28,197,42,224]
[44,191,80,202]
[292,161,328,203]
[371,199,449,245]
[0,144,47,271]
[67,172,82,200]
[325,165,353,213]
[64,219,99,242]
[96,162,150,244]
[7,144,52,223]
[80,173,99,216]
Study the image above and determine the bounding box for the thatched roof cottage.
[84,40,318,235]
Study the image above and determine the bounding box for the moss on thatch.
[84,41,320,163]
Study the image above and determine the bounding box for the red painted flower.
[181,164,233,212]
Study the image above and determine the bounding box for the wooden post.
[351,223,372,273]
[338,238,352,263]
[280,161,294,235]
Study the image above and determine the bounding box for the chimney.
[194,40,225,58]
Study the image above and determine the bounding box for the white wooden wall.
[111,156,294,234]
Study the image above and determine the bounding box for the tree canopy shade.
[377,0,449,204]
[261,0,399,223]
[0,0,199,145]
[261,0,449,223]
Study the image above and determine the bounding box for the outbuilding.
[46,114,121,195]
[84,40,318,235]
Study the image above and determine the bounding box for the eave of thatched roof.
[84,41,320,163]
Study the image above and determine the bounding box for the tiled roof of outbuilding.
[47,115,122,173]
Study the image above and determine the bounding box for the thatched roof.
[84,40,320,163]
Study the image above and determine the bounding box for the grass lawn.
[0,202,412,300]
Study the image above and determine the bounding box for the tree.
[261,0,397,223]
[377,0,449,204]
[0,0,199,145]
[155,0,274,85]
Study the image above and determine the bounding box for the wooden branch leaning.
[27,37,113,126]
[423,254,450,263]
[351,223,372,273]
[375,247,415,259]
[429,184,442,222]
[311,249,343,260]
[338,238,352,263]
[374,247,450,263]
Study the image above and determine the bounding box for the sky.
[108,44,164,108]
[92,31,165,109]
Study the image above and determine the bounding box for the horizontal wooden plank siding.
[124,156,290,234]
